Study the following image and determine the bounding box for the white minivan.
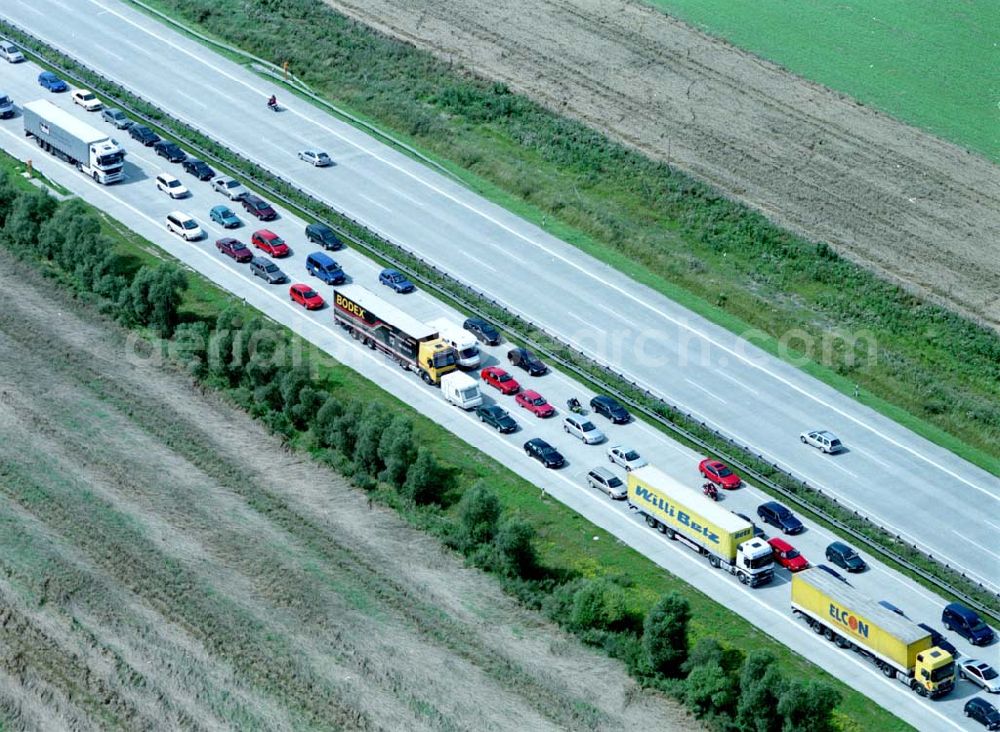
[441,371,483,410]
[166,211,203,241]
[429,317,481,369]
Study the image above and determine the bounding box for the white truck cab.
[441,371,483,410]
[429,318,481,369]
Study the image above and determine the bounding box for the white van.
[441,371,483,410]
[166,211,204,241]
[429,318,480,369]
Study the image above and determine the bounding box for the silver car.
[960,659,1000,694]
[799,429,844,454]
[563,415,605,445]
[298,149,333,167]
[586,467,626,500]
[607,445,648,471]
[211,176,249,200]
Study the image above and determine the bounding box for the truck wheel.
[823,628,835,642]
[645,515,657,529]
[881,664,895,679]
[738,572,748,585]
[811,621,824,635]
[421,372,432,385]
[708,556,721,569]
[915,684,927,697]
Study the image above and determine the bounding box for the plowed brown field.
[325,0,1000,328]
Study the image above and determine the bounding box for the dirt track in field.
[325,0,1000,329]
[0,251,697,732]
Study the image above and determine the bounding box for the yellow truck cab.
[791,569,954,698]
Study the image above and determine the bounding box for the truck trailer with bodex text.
[627,466,774,587]
[22,99,125,183]
[791,569,955,698]
[333,285,457,385]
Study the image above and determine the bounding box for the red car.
[289,283,324,310]
[480,366,520,395]
[515,389,555,418]
[768,537,809,572]
[699,458,742,489]
[241,194,277,221]
[251,229,290,257]
[215,237,252,263]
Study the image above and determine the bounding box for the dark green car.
[476,404,517,434]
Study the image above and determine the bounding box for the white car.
[607,445,647,472]
[211,176,248,200]
[156,173,189,199]
[959,659,1000,694]
[563,415,605,445]
[71,89,102,111]
[0,40,24,64]
[799,429,844,454]
[298,149,333,167]
[166,211,203,241]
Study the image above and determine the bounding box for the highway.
[0,66,996,731]
[2,0,997,592]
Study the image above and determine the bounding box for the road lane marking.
[850,445,893,469]
[684,378,727,404]
[457,249,497,273]
[954,531,1000,562]
[717,369,759,395]
[174,89,206,108]
[820,458,859,479]
[358,193,391,213]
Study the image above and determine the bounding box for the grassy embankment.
[0,152,907,731]
[130,0,1000,477]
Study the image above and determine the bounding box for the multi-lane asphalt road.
[3,0,998,592]
[0,61,996,730]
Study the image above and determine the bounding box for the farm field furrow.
[0,252,693,732]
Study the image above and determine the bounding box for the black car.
[182,158,216,180]
[154,140,187,163]
[756,501,804,535]
[463,317,501,346]
[523,438,564,469]
[590,395,630,424]
[305,222,344,250]
[825,541,867,572]
[476,404,517,434]
[916,623,958,656]
[507,347,547,376]
[965,698,1000,730]
[733,511,766,539]
[128,124,159,146]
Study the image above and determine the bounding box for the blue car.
[38,71,68,93]
[210,205,241,229]
[378,268,414,293]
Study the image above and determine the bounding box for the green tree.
[454,481,501,552]
[569,578,628,631]
[377,415,415,487]
[403,447,446,504]
[329,399,364,456]
[353,402,390,476]
[313,396,343,448]
[289,385,324,431]
[684,662,738,719]
[642,592,690,676]
[777,680,839,732]
[145,266,187,336]
[171,321,210,378]
[2,187,56,251]
[490,518,539,579]
[736,650,784,732]
[0,173,20,225]
[682,637,724,675]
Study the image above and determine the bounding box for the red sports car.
[480,366,520,395]
[251,229,290,257]
[515,389,555,418]
[699,458,742,489]
[289,283,324,310]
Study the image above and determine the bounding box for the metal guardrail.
[5,18,997,622]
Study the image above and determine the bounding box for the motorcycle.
[566,398,585,415]
[702,482,719,501]
[266,97,281,112]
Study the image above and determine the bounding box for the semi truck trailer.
[333,285,457,385]
[627,466,774,587]
[23,99,125,184]
[791,569,955,698]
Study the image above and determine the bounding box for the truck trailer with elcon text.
[22,99,125,183]
[627,466,774,586]
[791,569,955,698]
[333,285,457,385]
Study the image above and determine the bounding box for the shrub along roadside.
[3,17,993,616]
[0,166,908,731]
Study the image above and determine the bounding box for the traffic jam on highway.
[1,44,997,731]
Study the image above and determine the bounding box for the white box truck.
[23,99,125,184]
[428,318,481,368]
[441,371,483,410]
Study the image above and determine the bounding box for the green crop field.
[643,0,1000,161]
